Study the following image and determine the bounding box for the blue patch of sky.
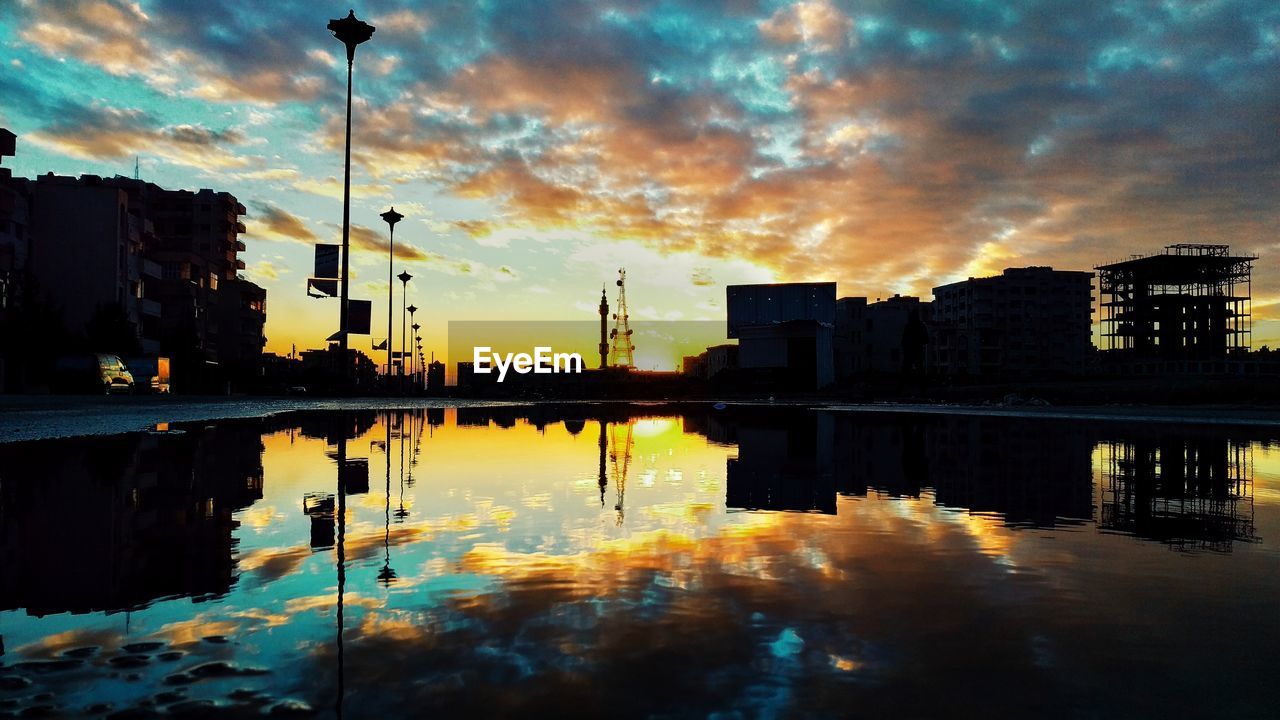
[856,16,887,37]
[709,53,793,115]
[756,122,806,170]
[906,28,940,51]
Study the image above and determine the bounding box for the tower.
[608,268,635,368]
[598,284,609,370]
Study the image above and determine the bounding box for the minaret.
[598,284,609,369]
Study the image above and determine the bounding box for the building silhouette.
[930,267,1094,376]
[681,343,737,380]
[0,155,266,391]
[726,282,836,389]
[834,294,930,377]
[426,359,445,392]
[1096,244,1256,371]
[0,129,28,338]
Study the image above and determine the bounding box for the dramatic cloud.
[250,203,318,244]
[26,101,251,169]
[4,0,1279,346]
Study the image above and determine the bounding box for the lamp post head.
[412,323,420,332]
[397,271,412,285]
[380,207,403,228]
[329,10,375,63]
[407,305,418,315]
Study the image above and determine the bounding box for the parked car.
[124,356,171,394]
[53,354,135,395]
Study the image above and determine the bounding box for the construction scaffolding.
[1096,244,1255,359]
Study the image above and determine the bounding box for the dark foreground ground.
[0,394,1276,444]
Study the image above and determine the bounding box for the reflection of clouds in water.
[2,411,1277,718]
[288,501,1052,717]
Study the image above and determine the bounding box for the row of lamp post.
[330,10,426,394]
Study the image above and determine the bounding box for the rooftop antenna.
[133,156,140,180]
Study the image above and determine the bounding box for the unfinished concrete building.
[1096,244,1255,367]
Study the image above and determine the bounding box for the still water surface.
[0,406,1278,718]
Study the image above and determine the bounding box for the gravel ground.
[0,395,1275,444]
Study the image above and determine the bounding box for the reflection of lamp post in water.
[378,412,397,586]
[333,414,350,717]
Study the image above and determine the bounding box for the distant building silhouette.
[682,343,737,380]
[726,282,836,389]
[930,267,1094,376]
[835,294,930,377]
[1096,244,1256,372]
[426,359,445,392]
[299,343,377,389]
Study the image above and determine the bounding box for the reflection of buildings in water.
[832,415,1094,526]
[725,413,837,514]
[455,407,492,427]
[1099,435,1258,551]
[701,410,1093,525]
[0,424,264,616]
[833,417,926,499]
[304,492,337,550]
[924,418,1094,527]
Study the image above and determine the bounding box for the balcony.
[139,298,162,317]
[235,239,246,252]
[235,221,247,234]
[235,259,246,270]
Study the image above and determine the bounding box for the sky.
[1,0,1277,364]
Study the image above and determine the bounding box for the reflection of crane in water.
[609,420,634,526]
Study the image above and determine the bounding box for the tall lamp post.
[407,307,418,390]
[411,323,421,385]
[328,11,375,384]
[397,272,412,391]
[380,207,403,381]
[415,337,423,387]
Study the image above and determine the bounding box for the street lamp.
[397,271,412,392]
[328,10,375,384]
[411,323,421,385]
[380,207,403,381]
[407,307,418,390]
